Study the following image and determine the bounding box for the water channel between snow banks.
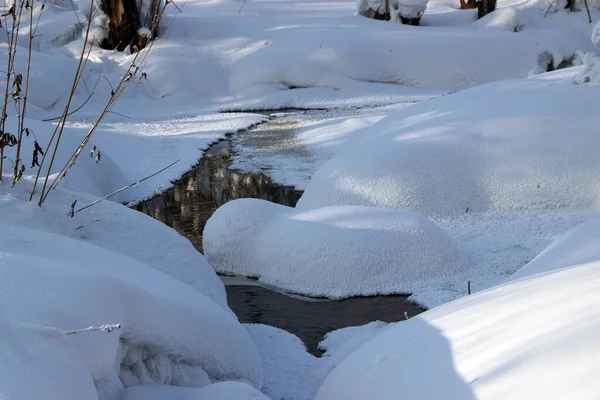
[135,109,425,355]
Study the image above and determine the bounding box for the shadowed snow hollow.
[316,260,600,399]
[297,70,600,216]
[203,198,469,298]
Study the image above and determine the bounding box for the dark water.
[135,139,303,252]
[135,115,425,354]
[226,284,424,355]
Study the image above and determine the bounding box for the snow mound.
[203,199,469,298]
[0,222,262,398]
[509,218,600,281]
[316,261,600,399]
[298,70,600,217]
[121,381,270,400]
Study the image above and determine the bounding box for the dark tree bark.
[100,0,141,51]
[476,0,496,19]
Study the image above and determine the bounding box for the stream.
[135,109,425,355]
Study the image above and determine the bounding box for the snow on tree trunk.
[100,0,142,51]
[356,0,427,25]
[88,0,162,52]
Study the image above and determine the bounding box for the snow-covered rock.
[203,198,469,298]
[509,218,600,281]
[298,70,600,217]
[316,260,600,399]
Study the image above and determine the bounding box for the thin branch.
[30,1,95,202]
[75,212,118,231]
[583,0,592,23]
[543,0,554,17]
[125,184,164,207]
[65,323,121,335]
[71,159,179,215]
[238,0,249,13]
[41,69,102,122]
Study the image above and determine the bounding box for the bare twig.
[238,0,249,13]
[30,0,95,202]
[41,69,102,122]
[1,0,26,180]
[543,0,554,17]
[75,212,118,231]
[41,2,172,201]
[583,0,592,23]
[71,159,179,215]
[65,323,121,335]
[124,184,164,207]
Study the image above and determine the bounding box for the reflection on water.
[226,284,424,355]
[135,139,302,252]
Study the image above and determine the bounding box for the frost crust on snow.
[203,199,469,298]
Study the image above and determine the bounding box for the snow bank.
[203,199,469,298]
[245,324,318,400]
[0,315,99,400]
[509,218,600,281]
[298,69,600,217]
[316,260,600,399]
[121,382,270,400]
[0,221,263,398]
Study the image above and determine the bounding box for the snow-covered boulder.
[316,260,600,399]
[0,222,263,399]
[297,71,600,217]
[203,198,469,298]
[509,218,600,281]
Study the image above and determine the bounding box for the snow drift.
[298,69,600,217]
[316,259,600,399]
[0,222,263,399]
[203,198,469,298]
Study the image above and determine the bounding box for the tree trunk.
[100,0,141,51]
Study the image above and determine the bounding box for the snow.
[356,0,429,21]
[0,175,264,398]
[509,217,600,281]
[121,382,270,400]
[316,260,600,400]
[203,198,469,298]
[245,324,318,400]
[297,69,600,217]
[4,0,600,397]
[0,211,263,397]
